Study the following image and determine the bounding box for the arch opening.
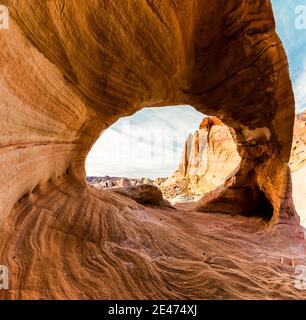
[86,105,205,181]
[83,105,277,222]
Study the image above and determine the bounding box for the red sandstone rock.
[162,117,241,198]
[0,0,304,299]
[111,184,167,206]
[0,0,297,231]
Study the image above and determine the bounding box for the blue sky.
[272,0,306,112]
[86,2,306,178]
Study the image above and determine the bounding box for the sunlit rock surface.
[291,111,306,227]
[291,111,306,171]
[161,117,241,198]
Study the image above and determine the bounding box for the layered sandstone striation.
[161,117,241,199]
[0,0,305,299]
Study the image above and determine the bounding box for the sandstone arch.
[0,1,303,299]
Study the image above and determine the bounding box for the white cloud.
[293,59,306,112]
[85,106,204,178]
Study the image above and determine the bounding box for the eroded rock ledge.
[0,0,304,299]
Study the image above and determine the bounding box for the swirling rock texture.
[1,0,306,299]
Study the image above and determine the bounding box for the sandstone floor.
[1,180,306,299]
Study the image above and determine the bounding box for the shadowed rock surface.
[0,0,305,299]
[110,184,167,206]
